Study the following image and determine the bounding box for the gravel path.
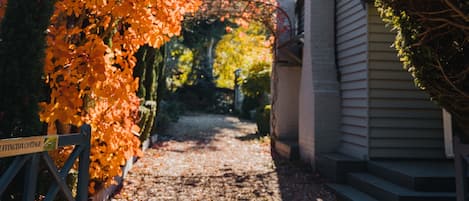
[111,113,336,201]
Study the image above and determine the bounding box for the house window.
[295,0,304,35]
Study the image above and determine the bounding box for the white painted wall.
[299,0,341,167]
[272,66,301,140]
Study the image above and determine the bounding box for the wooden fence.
[0,124,91,201]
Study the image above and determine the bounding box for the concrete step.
[326,183,378,201]
[317,153,365,183]
[348,172,455,201]
[273,139,299,160]
[368,160,457,192]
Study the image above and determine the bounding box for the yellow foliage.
[168,48,194,89]
[214,22,273,89]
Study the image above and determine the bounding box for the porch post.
[298,0,340,168]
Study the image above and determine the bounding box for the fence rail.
[0,124,91,201]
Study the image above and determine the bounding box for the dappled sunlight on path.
[111,113,335,201]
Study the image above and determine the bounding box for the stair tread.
[327,183,378,201]
[275,139,299,147]
[369,160,455,178]
[368,160,457,192]
[274,139,299,160]
[349,172,455,197]
[321,152,362,162]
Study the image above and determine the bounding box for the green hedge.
[137,101,157,141]
[240,62,271,120]
[0,1,55,199]
[0,0,54,138]
[375,0,469,139]
[241,62,271,99]
[154,100,185,132]
[134,45,165,142]
[256,105,271,135]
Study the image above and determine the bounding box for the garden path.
[111,113,335,201]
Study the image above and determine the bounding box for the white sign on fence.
[0,135,58,158]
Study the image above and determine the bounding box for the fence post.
[76,124,91,201]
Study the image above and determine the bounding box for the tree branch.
[433,58,469,99]
[444,0,469,22]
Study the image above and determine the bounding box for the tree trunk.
[207,37,215,80]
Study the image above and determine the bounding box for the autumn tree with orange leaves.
[0,0,287,194]
[38,0,201,192]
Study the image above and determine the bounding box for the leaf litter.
[111,113,336,201]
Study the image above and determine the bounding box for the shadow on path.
[111,113,335,201]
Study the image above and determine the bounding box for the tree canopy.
[0,0,282,193]
[214,22,273,89]
[39,0,202,191]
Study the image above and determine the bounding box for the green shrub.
[137,101,157,141]
[207,88,234,114]
[241,62,271,99]
[0,1,54,199]
[154,100,185,132]
[239,62,271,120]
[256,105,271,135]
[175,83,217,112]
[374,0,469,139]
[155,112,172,133]
[133,45,164,142]
[240,96,259,119]
[0,0,54,138]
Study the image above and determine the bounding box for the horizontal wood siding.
[367,7,444,159]
[336,0,368,159]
